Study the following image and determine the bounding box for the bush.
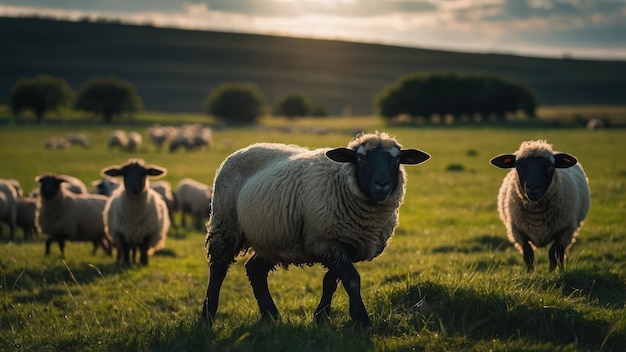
[9,75,74,122]
[275,93,310,118]
[75,77,143,122]
[205,83,265,124]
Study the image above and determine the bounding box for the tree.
[275,93,310,118]
[205,83,265,124]
[75,78,142,122]
[9,75,74,122]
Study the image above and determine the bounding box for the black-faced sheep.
[35,174,112,256]
[91,177,121,197]
[201,132,430,327]
[175,178,212,231]
[490,140,590,272]
[102,159,170,266]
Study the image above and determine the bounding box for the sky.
[1,0,626,60]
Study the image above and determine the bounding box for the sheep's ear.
[103,167,124,178]
[326,147,355,163]
[554,153,577,168]
[146,166,167,178]
[400,149,430,165]
[490,154,516,169]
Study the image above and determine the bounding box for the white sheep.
[35,174,112,256]
[175,178,212,231]
[102,159,170,265]
[0,180,18,240]
[126,131,142,152]
[201,132,430,327]
[67,133,91,148]
[151,180,177,226]
[108,130,128,150]
[490,140,590,272]
[15,196,39,240]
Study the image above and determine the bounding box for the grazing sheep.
[147,124,170,151]
[151,180,177,226]
[102,159,170,266]
[15,196,39,240]
[91,177,121,197]
[201,132,430,327]
[35,174,112,256]
[175,178,212,231]
[67,133,91,148]
[126,131,142,152]
[108,130,128,150]
[168,132,193,153]
[490,140,590,272]
[0,180,18,240]
[44,136,70,150]
[586,118,605,130]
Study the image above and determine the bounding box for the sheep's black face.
[326,145,430,203]
[515,156,555,202]
[121,163,148,197]
[37,176,63,200]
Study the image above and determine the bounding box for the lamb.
[490,140,590,272]
[35,174,112,256]
[102,159,170,265]
[0,180,18,240]
[175,178,212,230]
[201,132,430,327]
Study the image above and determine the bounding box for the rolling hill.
[1,16,625,115]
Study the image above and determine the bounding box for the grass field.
[1,112,625,351]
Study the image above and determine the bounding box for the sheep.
[15,196,39,240]
[151,180,177,226]
[91,177,121,196]
[0,180,18,240]
[175,178,212,231]
[490,140,590,272]
[102,159,170,266]
[147,124,170,151]
[126,131,142,152]
[108,130,128,150]
[57,174,88,194]
[1,178,24,197]
[67,133,91,148]
[44,136,70,150]
[200,132,430,327]
[35,174,112,256]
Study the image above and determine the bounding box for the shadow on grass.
[374,279,624,351]
[432,234,508,254]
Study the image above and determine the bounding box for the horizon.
[1,1,626,61]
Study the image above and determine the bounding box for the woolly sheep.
[67,133,91,148]
[126,131,142,152]
[175,178,212,231]
[91,177,121,196]
[35,174,112,256]
[151,180,177,225]
[44,136,70,150]
[102,159,170,265]
[490,140,590,272]
[58,174,88,194]
[0,180,17,240]
[108,130,128,150]
[15,196,39,240]
[201,132,430,327]
[1,178,24,197]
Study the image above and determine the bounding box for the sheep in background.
[0,180,18,240]
[91,177,121,197]
[490,140,590,272]
[67,133,91,148]
[108,130,128,150]
[175,178,212,231]
[201,132,430,327]
[126,131,142,152]
[147,124,170,151]
[44,136,70,150]
[1,178,24,197]
[102,159,170,265]
[35,174,112,256]
[151,180,177,226]
[15,196,39,240]
[56,174,88,194]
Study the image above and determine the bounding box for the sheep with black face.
[490,140,590,272]
[201,132,430,328]
[102,159,170,266]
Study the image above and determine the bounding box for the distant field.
[0,115,625,351]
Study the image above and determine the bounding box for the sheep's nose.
[373,179,391,194]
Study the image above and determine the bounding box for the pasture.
[0,115,625,351]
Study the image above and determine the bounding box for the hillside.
[1,17,626,115]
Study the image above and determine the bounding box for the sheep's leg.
[314,270,339,324]
[117,236,131,265]
[245,254,279,321]
[45,238,54,255]
[201,260,230,326]
[58,239,66,256]
[548,243,566,272]
[139,236,150,266]
[522,236,534,273]
[322,249,370,328]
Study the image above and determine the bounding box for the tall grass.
[0,114,624,351]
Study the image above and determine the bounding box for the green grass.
[1,112,625,351]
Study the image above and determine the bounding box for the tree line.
[6,73,537,124]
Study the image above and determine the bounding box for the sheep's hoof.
[352,315,372,329]
[314,311,331,325]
